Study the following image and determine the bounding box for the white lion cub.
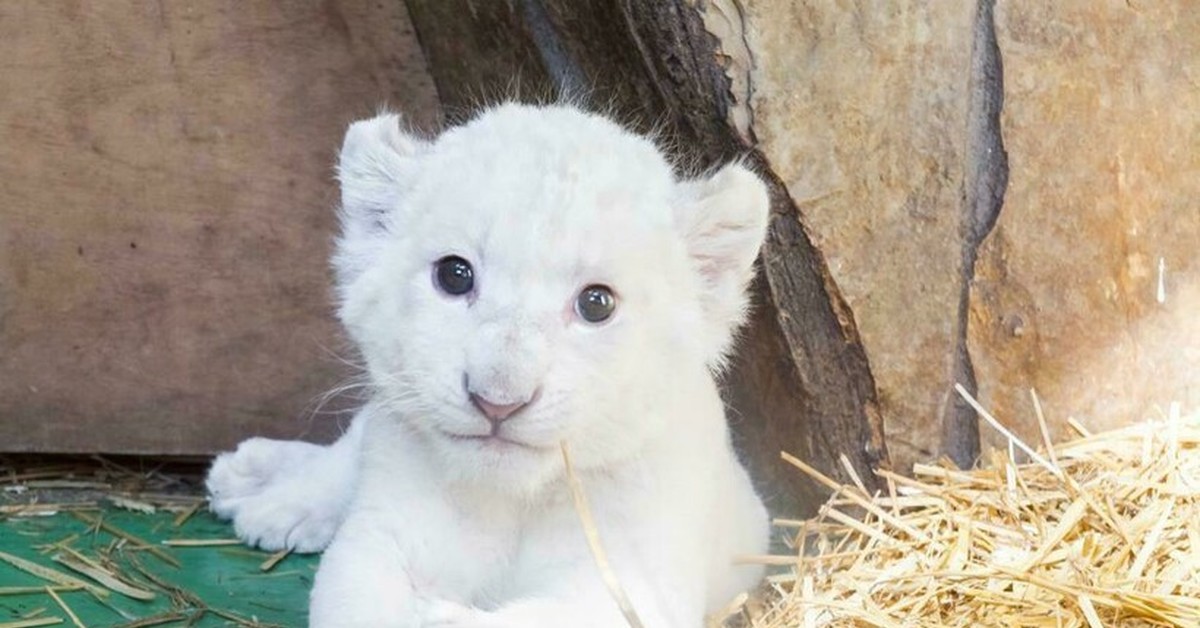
[207,103,771,627]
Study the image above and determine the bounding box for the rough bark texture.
[944,0,1007,470]
[739,1,978,472]
[0,1,440,453]
[405,0,889,513]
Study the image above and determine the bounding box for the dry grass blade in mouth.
[560,441,646,628]
[741,400,1200,627]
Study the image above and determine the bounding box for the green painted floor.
[0,507,315,627]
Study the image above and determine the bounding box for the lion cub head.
[334,104,768,493]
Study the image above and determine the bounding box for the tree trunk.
[404,0,889,514]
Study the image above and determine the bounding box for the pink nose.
[469,394,529,423]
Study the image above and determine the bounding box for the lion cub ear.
[333,113,428,287]
[673,163,770,362]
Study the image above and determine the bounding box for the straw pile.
[738,395,1200,628]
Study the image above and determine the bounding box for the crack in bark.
[943,0,1009,469]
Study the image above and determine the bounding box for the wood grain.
[0,1,439,453]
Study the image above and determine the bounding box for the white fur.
[206,103,771,627]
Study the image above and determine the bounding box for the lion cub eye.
[576,285,616,323]
[434,256,474,296]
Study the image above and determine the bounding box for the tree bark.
[404,0,889,514]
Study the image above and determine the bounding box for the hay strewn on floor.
[0,456,313,627]
[738,395,1200,628]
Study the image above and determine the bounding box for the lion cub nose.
[469,393,531,423]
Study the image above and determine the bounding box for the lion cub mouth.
[441,430,544,452]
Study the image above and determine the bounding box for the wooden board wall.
[0,1,440,453]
